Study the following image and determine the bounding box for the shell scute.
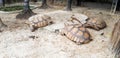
[84,17,107,31]
[28,15,53,32]
[61,24,92,45]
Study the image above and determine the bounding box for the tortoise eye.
[86,18,90,21]
[49,21,53,24]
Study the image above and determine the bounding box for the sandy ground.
[0,3,120,58]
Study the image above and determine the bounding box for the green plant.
[0,5,34,11]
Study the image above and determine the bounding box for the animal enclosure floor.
[0,5,120,58]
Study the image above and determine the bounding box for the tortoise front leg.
[93,25,100,31]
[30,25,38,32]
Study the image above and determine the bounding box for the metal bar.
[111,0,118,14]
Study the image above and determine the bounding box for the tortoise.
[58,23,92,45]
[28,15,53,32]
[83,17,107,31]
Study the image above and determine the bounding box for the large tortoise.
[28,15,53,32]
[84,17,107,31]
[56,20,92,45]
[70,15,107,31]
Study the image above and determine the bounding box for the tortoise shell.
[28,15,53,32]
[60,23,92,45]
[84,17,107,31]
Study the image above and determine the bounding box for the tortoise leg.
[83,23,89,27]
[60,31,66,36]
[30,25,37,32]
[84,39,92,44]
[93,25,100,31]
[76,41,83,45]
[59,29,66,36]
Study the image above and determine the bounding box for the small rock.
[29,35,38,39]
[101,32,104,35]
[99,12,103,15]
[54,29,59,33]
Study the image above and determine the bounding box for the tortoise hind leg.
[75,39,84,45]
[60,32,65,36]
[84,39,92,44]
[76,42,83,45]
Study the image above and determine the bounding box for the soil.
[0,2,120,58]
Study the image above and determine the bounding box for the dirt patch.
[0,6,119,58]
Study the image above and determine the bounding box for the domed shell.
[28,15,53,32]
[84,17,107,31]
[61,23,92,45]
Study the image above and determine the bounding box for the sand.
[0,3,120,58]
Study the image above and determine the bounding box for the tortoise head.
[42,15,51,19]
[85,18,90,21]
[83,18,92,27]
[42,15,54,25]
[68,15,82,24]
